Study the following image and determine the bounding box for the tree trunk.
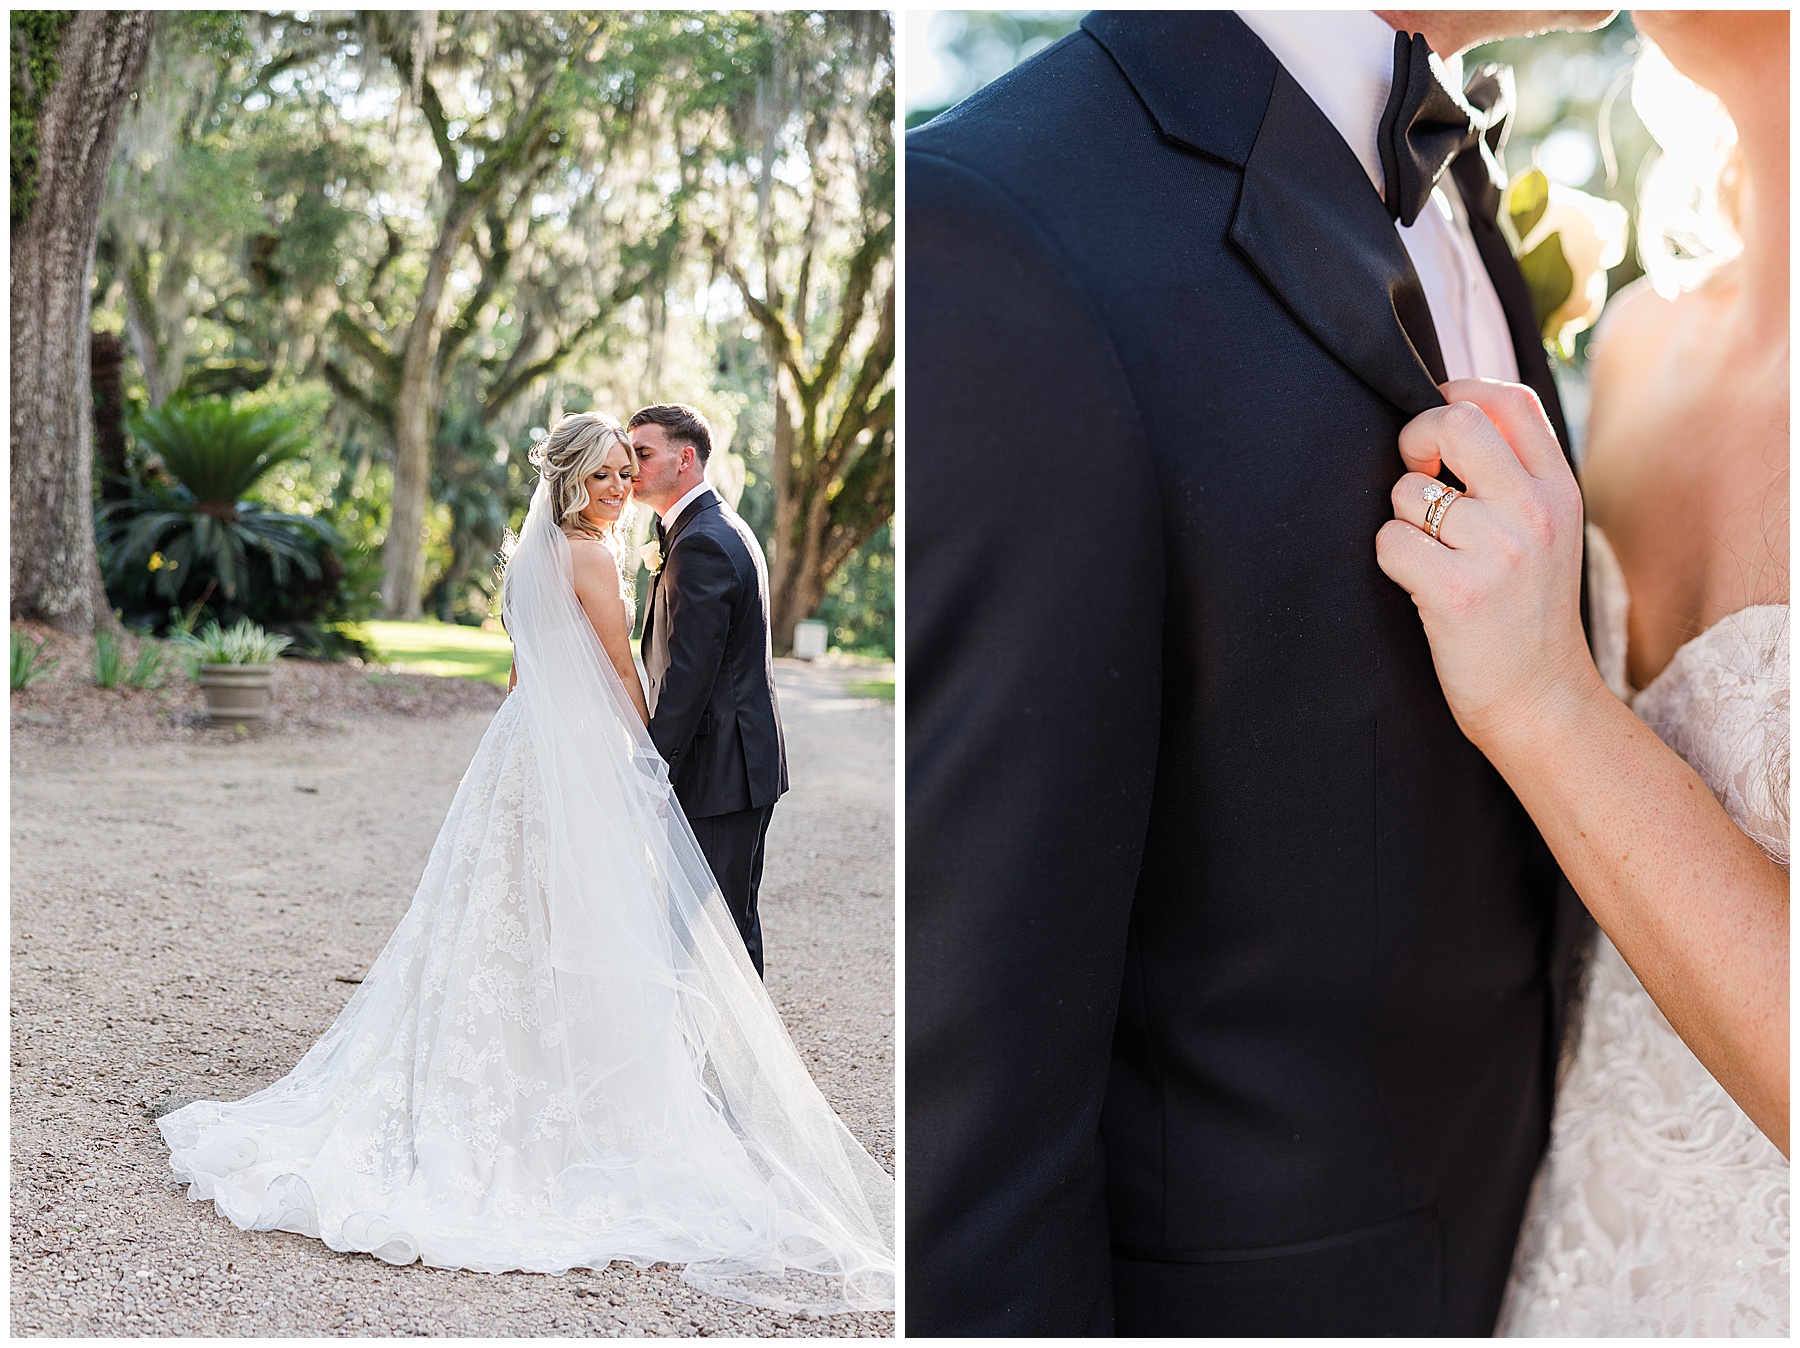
[381,354,435,618]
[764,367,806,653]
[119,240,191,407]
[762,353,893,653]
[769,489,832,653]
[379,198,477,618]
[90,330,130,502]
[11,12,155,634]
[711,221,893,655]
[120,254,172,407]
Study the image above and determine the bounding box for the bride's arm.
[569,539,651,726]
[1493,671,1788,1154]
[1376,380,1789,1156]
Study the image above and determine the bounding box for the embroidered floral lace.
[158,480,894,1313]
[1498,527,1789,1336]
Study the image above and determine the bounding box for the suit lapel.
[1085,10,1448,420]
[1231,68,1448,413]
[646,490,720,658]
[664,489,720,549]
[643,517,669,660]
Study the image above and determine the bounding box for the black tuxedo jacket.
[907,12,1588,1337]
[642,488,788,818]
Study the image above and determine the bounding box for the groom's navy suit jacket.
[907,12,1589,1337]
[642,488,788,818]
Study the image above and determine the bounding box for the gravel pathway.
[11,658,894,1337]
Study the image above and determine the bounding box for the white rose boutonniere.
[1503,166,1630,359]
[639,539,663,576]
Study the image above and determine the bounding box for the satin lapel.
[1230,67,1449,417]
[646,491,718,660]
[665,490,720,549]
[1086,11,1448,417]
[1449,152,1574,456]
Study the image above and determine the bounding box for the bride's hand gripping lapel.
[1375,379,1596,752]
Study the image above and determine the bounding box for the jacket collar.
[1083,10,1448,416]
[661,485,719,547]
[1081,11,1272,169]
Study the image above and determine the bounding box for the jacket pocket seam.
[1113,1202,1436,1265]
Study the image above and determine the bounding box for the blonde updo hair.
[528,411,639,609]
[530,411,638,538]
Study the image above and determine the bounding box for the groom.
[909,8,1610,1337]
[630,402,788,977]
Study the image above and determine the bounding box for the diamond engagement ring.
[1422,483,1461,540]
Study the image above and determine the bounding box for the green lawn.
[361,620,514,686]
[361,621,888,698]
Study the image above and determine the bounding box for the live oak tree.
[12,10,156,633]
[76,13,896,643]
[322,11,684,619]
[98,12,302,408]
[695,12,894,651]
[91,13,695,620]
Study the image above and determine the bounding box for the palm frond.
[129,399,312,504]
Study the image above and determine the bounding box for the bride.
[1376,12,1786,1336]
[157,411,894,1315]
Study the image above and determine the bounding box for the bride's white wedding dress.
[157,482,893,1314]
[1498,526,1789,1336]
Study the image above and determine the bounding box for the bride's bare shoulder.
[562,533,623,600]
[1588,276,1681,383]
[562,531,619,568]
[1582,278,1711,477]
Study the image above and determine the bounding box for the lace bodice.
[1498,526,1789,1336]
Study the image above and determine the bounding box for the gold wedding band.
[1423,485,1461,540]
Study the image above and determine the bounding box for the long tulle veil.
[500,479,894,1311]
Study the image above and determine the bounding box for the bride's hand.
[1375,379,1606,756]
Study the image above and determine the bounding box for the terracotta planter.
[197,663,276,728]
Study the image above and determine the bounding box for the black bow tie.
[1378,31,1513,228]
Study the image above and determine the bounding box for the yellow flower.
[148,552,164,571]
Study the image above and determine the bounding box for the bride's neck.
[1720,84,1788,344]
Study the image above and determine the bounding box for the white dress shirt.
[659,480,713,530]
[1235,10,1519,384]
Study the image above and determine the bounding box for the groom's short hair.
[628,403,713,465]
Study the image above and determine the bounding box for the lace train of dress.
[157,484,893,1314]
[1497,526,1789,1336]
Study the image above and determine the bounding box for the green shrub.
[126,642,168,689]
[97,478,337,610]
[132,397,312,504]
[170,617,294,666]
[93,630,167,689]
[814,522,894,658]
[92,629,126,688]
[96,396,347,650]
[10,629,56,690]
